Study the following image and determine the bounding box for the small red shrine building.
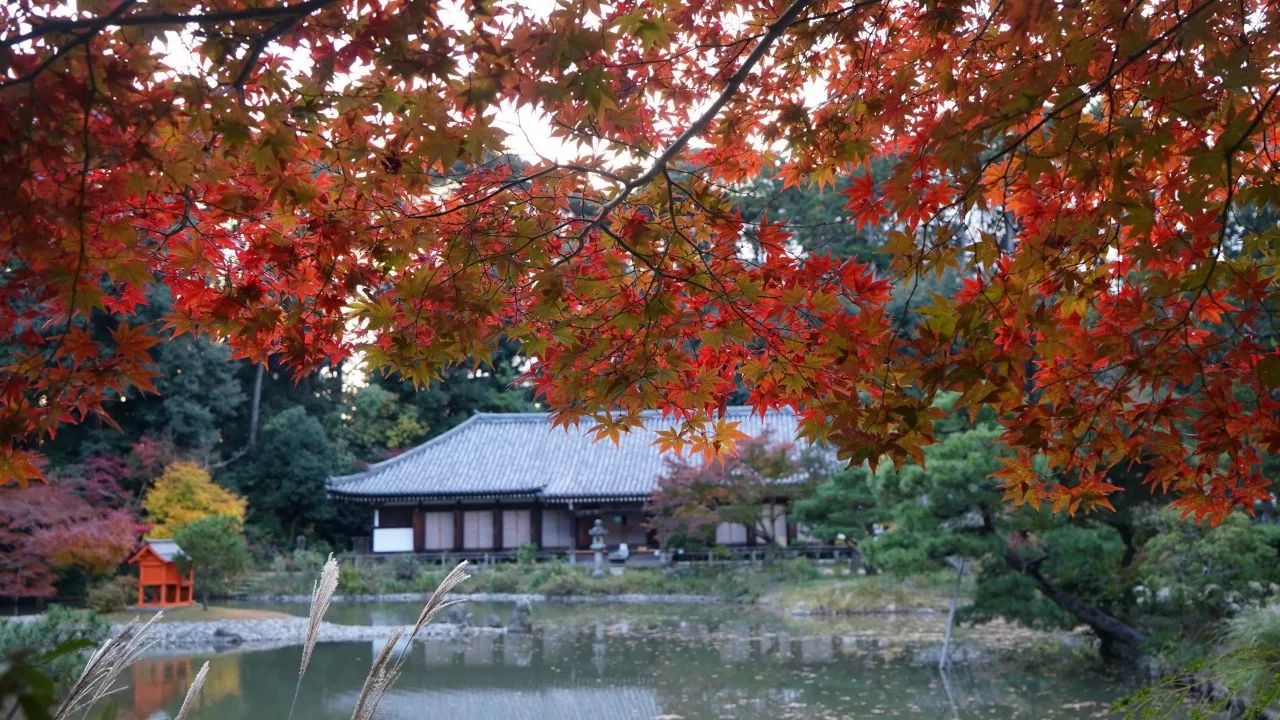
[127,539,194,607]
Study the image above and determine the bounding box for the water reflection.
[128,657,194,718]
[123,655,241,720]
[116,610,1126,720]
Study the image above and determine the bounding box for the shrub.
[86,575,135,613]
[516,543,538,565]
[269,555,289,574]
[389,555,420,582]
[528,561,586,595]
[411,566,448,590]
[1211,601,1280,710]
[174,515,251,607]
[764,557,820,584]
[289,548,328,576]
[0,606,108,691]
[1139,511,1280,619]
[466,565,522,593]
[1116,602,1280,719]
[338,559,372,594]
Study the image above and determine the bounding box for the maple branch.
[4,0,337,47]
[580,0,828,236]
[229,13,308,90]
[3,0,340,89]
[55,43,96,361]
[1,0,137,88]
[36,41,98,415]
[983,0,1217,171]
[398,165,561,221]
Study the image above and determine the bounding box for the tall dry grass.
[288,552,340,720]
[53,613,163,720]
[350,561,471,720]
[58,560,471,720]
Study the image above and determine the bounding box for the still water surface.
[117,602,1129,719]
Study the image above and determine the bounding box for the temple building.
[326,407,804,554]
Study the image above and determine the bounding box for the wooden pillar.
[412,508,425,553]
[453,507,464,552]
[746,525,758,547]
[492,508,504,551]
[531,504,543,550]
[569,512,580,550]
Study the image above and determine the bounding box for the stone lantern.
[588,518,607,578]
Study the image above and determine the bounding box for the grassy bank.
[766,570,965,614]
[244,557,816,599]
[239,556,964,612]
[107,605,295,623]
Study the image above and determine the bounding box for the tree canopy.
[174,514,251,609]
[796,398,1280,657]
[650,433,828,548]
[0,458,142,597]
[4,0,1279,520]
[142,461,246,537]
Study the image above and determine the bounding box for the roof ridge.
[327,412,489,484]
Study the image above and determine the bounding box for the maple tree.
[649,434,826,548]
[142,461,246,536]
[3,0,1279,521]
[0,459,143,597]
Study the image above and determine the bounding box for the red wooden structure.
[127,540,194,607]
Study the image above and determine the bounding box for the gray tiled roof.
[144,539,184,563]
[326,407,802,504]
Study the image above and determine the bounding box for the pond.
[111,602,1133,719]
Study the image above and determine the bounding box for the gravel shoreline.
[112,617,501,652]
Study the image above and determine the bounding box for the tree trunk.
[247,363,264,452]
[200,587,209,611]
[1003,549,1145,659]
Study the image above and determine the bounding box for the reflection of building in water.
[502,635,534,667]
[539,626,572,664]
[798,635,835,663]
[756,633,776,655]
[718,634,752,664]
[421,638,458,665]
[127,655,240,719]
[464,633,496,666]
[329,687,660,719]
[715,631,837,666]
[130,656,193,718]
[775,632,792,659]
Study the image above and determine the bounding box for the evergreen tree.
[366,337,535,441]
[175,515,251,609]
[45,285,249,464]
[220,406,360,548]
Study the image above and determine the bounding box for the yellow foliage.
[142,462,246,538]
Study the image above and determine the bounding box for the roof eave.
[327,488,545,504]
